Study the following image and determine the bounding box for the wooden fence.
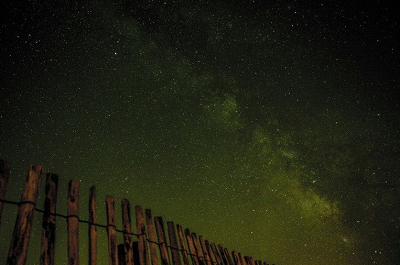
[0,160,277,265]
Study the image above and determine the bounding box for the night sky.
[1,0,399,264]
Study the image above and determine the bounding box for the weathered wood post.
[136,205,150,265]
[67,180,80,265]
[106,195,119,265]
[122,199,134,265]
[192,233,205,265]
[199,236,211,265]
[210,243,223,265]
[205,240,217,265]
[0,160,11,232]
[176,224,189,265]
[185,229,199,265]
[167,221,181,265]
[40,173,59,265]
[89,186,97,265]
[7,164,44,265]
[238,253,247,265]
[145,209,159,265]
[154,216,170,265]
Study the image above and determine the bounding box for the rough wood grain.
[167,221,181,265]
[122,199,134,265]
[176,224,189,265]
[205,240,216,265]
[210,243,223,265]
[154,216,170,265]
[67,180,80,265]
[145,209,159,265]
[0,160,11,232]
[185,229,199,265]
[106,195,119,265]
[40,173,59,265]
[89,186,97,265]
[199,236,211,265]
[192,233,205,265]
[136,205,150,265]
[7,164,43,265]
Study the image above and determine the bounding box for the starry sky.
[1,0,399,264]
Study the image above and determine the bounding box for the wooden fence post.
[238,253,247,265]
[192,233,205,265]
[106,195,119,265]
[210,243,223,265]
[7,164,43,265]
[145,209,159,265]
[136,205,150,265]
[231,251,240,265]
[122,199,134,265]
[167,221,181,265]
[154,216,170,265]
[176,224,189,265]
[205,240,216,265]
[40,173,59,265]
[89,186,97,265]
[0,160,11,232]
[67,180,80,265]
[199,236,211,265]
[185,229,199,265]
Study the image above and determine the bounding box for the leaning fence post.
[199,236,211,265]
[192,233,205,265]
[0,160,11,233]
[210,243,223,265]
[205,240,216,265]
[7,164,44,265]
[89,186,97,265]
[145,209,159,265]
[154,216,170,265]
[136,205,150,265]
[122,199,134,265]
[185,229,199,265]
[106,195,119,265]
[176,224,189,265]
[238,253,247,265]
[167,221,181,265]
[67,180,80,265]
[40,173,59,265]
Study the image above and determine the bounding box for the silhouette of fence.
[0,160,277,265]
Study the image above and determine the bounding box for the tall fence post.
[7,164,44,265]
[145,209,159,265]
[122,199,134,265]
[154,216,170,265]
[176,224,189,265]
[67,180,80,265]
[185,229,199,265]
[40,173,59,265]
[199,236,211,265]
[205,240,216,265]
[0,160,11,233]
[106,195,119,265]
[89,186,97,265]
[136,205,150,265]
[167,221,181,265]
